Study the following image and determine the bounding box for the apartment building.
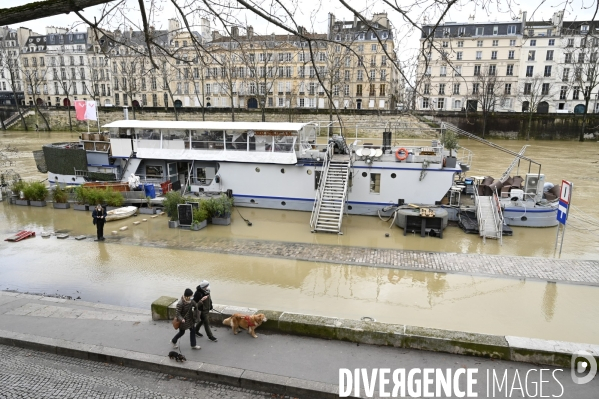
[0,26,24,104]
[417,11,599,114]
[417,16,524,112]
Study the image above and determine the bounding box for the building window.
[472,83,479,94]
[423,83,430,95]
[369,84,375,96]
[437,98,445,109]
[528,50,535,61]
[379,84,385,96]
[508,25,516,34]
[475,27,484,36]
[491,51,497,60]
[422,97,429,108]
[526,66,534,77]
[544,66,552,77]
[442,41,448,48]
[562,68,569,82]
[453,99,462,109]
[559,86,567,100]
[578,53,585,63]
[344,84,350,96]
[457,41,464,47]
[456,51,462,60]
[530,39,536,46]
[567,38,574,47]
[572,87,580,100]
[152,93,157,106]
[458,27,465,36]
[549,39,555,46]
[492,40,498,46]
[477,40,483,47]
[438,84,445,95]
[541,83,550,95]
[504,84,511,95]
[356,84,362,96]
[508,50,515,59]
[476,51,482,60]
[546,50,554,61]
[506,64,514,76]
[474,65,481,76]
[489,65,496,75]
[523,83,532,95]
[115,93,120,105]
[440,66,447,77]
[453,83,460,95]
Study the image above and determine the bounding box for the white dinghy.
[105,206,137,222]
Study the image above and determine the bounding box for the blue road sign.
[557,200,568,225]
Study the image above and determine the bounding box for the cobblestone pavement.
[135,236,599,286]
[0,344,291,399]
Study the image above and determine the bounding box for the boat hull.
[502,205,558,227]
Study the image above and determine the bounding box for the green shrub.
[105,188,124,207]
[201,195,233,218]
[74,186,87,204]
[29,181,48,201]
[10,180,26,195]
[163,191,185,221]
[193,207,209,223]
[52,185,69,203]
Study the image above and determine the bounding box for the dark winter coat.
[193,286,213,314]
[175,296,197,330]
[92,207,106,225]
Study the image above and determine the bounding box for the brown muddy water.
[1,131,599,344]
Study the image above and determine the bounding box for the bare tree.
[518,75,554,140]
[22,57,51,130]
[0,41,27,130]
[471,68,505,139]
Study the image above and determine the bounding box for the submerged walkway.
[137,236,599,286]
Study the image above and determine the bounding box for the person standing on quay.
[171,288,201,349]
[194,280,217,342]
[92,204,106,241]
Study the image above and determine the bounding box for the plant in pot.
[104,188,124,210]
[190,206,209,231]
[163,191,185,228]
[210,194,233,225]
[25,181,49,207]
[441,130,459,168]
[73,186,90,211]
[11,180,28,205]
[52,185,70,209]
[139,195,156,214]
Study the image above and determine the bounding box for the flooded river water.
[1,131,598,344]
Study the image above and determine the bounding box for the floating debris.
[111,231,118,235]
[151,215,158,218]
[41,232,52,238]
[74,235,87,240]
[56,234,69,239]
[133,221,140,225]
[142,219,147,222]
[4,231,36,242]
[119,226,128,231]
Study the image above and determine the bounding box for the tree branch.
[0,0,116,26]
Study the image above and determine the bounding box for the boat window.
[191,131,224,150]
[139,129,159,140]
[225,131,248,151]
[163,130,187,140]
[370,173,381,194]
[146,165,163,178]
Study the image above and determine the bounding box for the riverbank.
[0,291,596,397]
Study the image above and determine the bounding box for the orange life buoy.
[395,147,408,161]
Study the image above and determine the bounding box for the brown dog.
[222,313,267,338]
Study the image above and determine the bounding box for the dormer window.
[581,25,589,33]
[381,32,388,39]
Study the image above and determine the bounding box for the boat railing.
[492,188,504,245]
[310,143,333,230]
[456,145,473,168]
[473,179,485,242]
[74,169,89,177]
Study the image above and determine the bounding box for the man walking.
[193,280,217,342]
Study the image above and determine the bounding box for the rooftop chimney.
[468,15,475,23]
[231,26,239,37]
[247,26,254,38]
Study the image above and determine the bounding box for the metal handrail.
[473,180,484,240]
[492,188,504,245]
[310,143,333,230]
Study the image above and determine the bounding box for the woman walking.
[171,288,201,350]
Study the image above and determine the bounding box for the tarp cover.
[134,148,297,164]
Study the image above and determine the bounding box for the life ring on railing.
[395,147,408,161]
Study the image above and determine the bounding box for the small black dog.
[168,351,186,362]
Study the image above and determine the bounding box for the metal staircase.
[474,182,504,244]
[310,144,351,234]
[120,154,141,180]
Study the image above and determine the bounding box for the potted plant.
[139,195,156,214]
[11,180,28,206]
[441,130,459,168]
[210,194,233,225]
[104,188,124,210]
[25,181,49,207]
[73,186,89,211]
[52,185,70,209]
[163,191,185,228]
[190,207,209,231]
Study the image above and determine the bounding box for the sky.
[4,0,593,50]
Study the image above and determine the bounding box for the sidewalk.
[0,291,597,398]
